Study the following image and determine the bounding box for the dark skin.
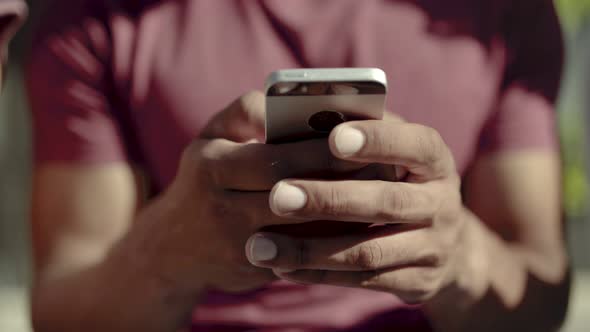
[31,92,568,332]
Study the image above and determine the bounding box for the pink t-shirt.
[26,1,563,331]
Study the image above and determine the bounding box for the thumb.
[201,91,266,142]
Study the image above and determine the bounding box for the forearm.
[425,209,570,332]
[31,240,201,332]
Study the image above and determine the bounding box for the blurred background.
[0,1,589,331]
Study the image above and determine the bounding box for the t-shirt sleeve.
[26,8,130,165]
[479,0,564,153]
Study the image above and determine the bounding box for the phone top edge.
[265,68,387,94]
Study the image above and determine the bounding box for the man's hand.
[123,91,363,294]
[245,120,482,304]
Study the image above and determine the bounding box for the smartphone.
[265,68,388,144]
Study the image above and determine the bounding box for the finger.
[246,225,436,272]
[269,179,437,223]
[201,91,266,142]
[329,121,455,181]
[200,139,363,191]
[275,266,442,304]
[227,191,314,229]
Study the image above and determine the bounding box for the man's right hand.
[29,90,390,331]
[122,91,360,294]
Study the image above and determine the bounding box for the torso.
[103,0,510,330]
[111,0,507,188]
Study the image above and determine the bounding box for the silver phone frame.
[265,68,388,144]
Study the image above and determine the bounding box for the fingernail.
[271,183,307,214]
[334,126,366,156]
[248,235,277,262]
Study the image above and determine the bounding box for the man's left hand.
[245,120,483,304]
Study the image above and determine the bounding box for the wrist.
[103,230,202,330]
[425,208,491,327]
[110,202,207,307]
[454,209,491,304]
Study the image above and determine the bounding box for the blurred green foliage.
[560,113,588,216]
[556,0,590,32]
[556,0,590,218]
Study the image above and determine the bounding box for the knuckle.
[314,184,347,217]
[367,127,388,155]
[436,193,462,226]
[381,185,412,221]
[240,91,264,108]
[182,140,205,164]
[177,140,209,182]
[350,242,385,270]
[200,139,231,161]
[416,189,437,219]
[424,190,438,212]
[422,270,443,294]
[415,125,444,165]
[328,186,346,216]
[198,139,231,184]
[238,91,264,117]
[400,270,441,304]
